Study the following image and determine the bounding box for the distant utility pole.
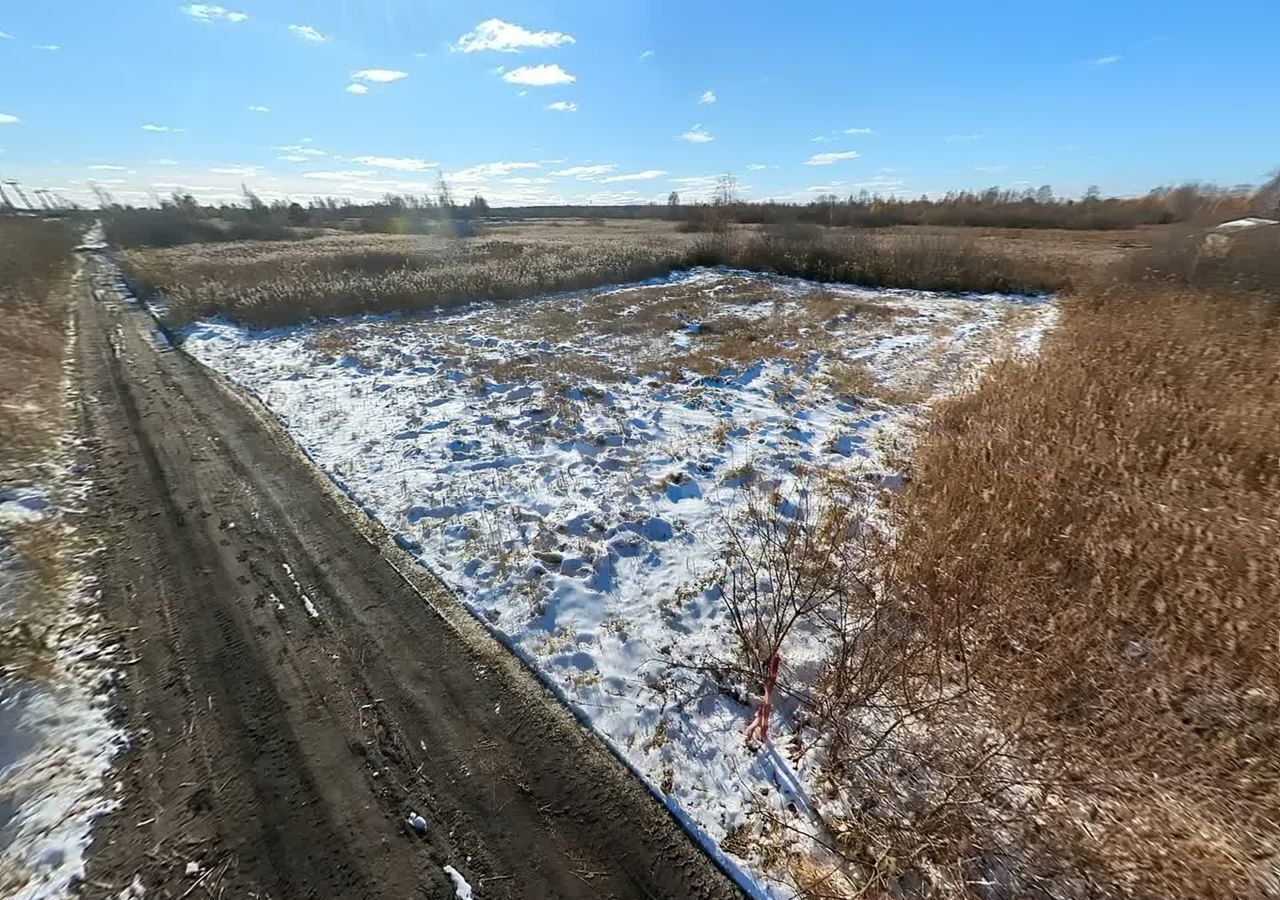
[5,180,34,211]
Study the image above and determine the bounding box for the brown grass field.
[3,213,1275,898]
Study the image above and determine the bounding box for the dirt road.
[76,256,742,900]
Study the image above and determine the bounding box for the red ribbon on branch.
[744,651,781,743]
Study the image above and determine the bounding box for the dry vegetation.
[121,223,697,327]
[886,232,1278,898]
[118,220,1065,330]
[0,218,78,478]
[722,227,1279,898]
[0,218,80,683]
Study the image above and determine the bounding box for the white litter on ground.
[443,864,472,899]
[280,562,320,620]
[1213,216,1279,231]
[182,268,1054,894]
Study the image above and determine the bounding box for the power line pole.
[5,180,35,211]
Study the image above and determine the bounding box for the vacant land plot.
[96,217,1273,899]
[181,264,1053,893]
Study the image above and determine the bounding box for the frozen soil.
[183,268,1054,894]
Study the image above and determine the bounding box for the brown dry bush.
[884,265,1279,896]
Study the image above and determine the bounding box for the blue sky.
[1,1,1276,207]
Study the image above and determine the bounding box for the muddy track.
[77,258,742,900]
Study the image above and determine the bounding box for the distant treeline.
[505,181,1277,231]
[99,177,1279,248]
[100,187,493,248]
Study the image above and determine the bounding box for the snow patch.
[181,269,1054,895]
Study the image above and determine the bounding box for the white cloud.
[277,155,308,162]
[247,105,270,113]
[289,24,327,43]
[273,144,325,156]
[450,161,540,180]
[844,127,874,134]
[1089,54,1121,67]
[150,158,179,166]
[851,176,905,190]
[746,163,774,171]
[599,169,667,183]
[211,165,259,176]
[0,31,11,39]
[502,64,575,86]
[670,175,719,186]
[348,155,438,171]
[87,164,127,171]
[945,133,986,142]
[668,174,721,201]
[351,69,408,83]
[34,43,59,51]
[181,5,248,24]
[545,100,578,112]
[699,90,716,104]
[454,19,575,53]
[303,170,378,181]
[677,124,713,143]
[550,164,616,179]
[639,49,653,59]
[503,176,554,185]
[973,164,1008,173]
[345,83,369,95]
[0,112,20,125]
[804,150,861,166]
[142,123,180,132]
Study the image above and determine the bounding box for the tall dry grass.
[121,230,700,327]
[691,227,1065,295]
[120,224,1064,330]
[878,234,1279,898]
[0,219,78,478]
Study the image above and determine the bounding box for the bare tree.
[435,171,454,209]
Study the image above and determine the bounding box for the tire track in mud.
[77,259,743,900]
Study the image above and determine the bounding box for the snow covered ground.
[182,268,1053,894]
